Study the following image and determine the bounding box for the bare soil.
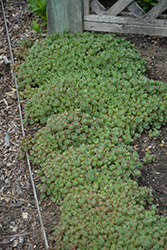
[0,0,167,249]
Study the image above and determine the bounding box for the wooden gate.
[83,0,167,36]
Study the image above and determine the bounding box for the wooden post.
[47,0,83,34]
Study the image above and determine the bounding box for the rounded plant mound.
[24,74,167,146]
[18,31,167,249]
[17,32,146,92]
[53,184,166,250]
[24,76,107,124]
[21,110,110,165]
[37,143,142,202]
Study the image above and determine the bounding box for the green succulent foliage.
[21,110,110,165]
[17,32,146,92]
[17,31,167,249]
[143,150,155,164]
[53,186,166,250]
[148,128,160,139]
[37,143,142,202]
[23,76,106,124]
[23,74,167,145]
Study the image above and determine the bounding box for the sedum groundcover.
[18,31,167,249]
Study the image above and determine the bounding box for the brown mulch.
[0,1,59,249]
[0,0,167,249]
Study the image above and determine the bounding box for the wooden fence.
[47,0,167,36]
[84,0,167,36]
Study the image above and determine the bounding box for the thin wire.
[1,0,49,248]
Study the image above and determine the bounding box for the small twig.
[4,230,41,238]
[3,98,8,106]
[0,192,29,203]
[4,133,10,148]
[8,127,17,134]
[8,123,18,134]
[10,141,19,147]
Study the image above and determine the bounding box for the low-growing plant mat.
[54,184,165,250]
[37,143,144,202]
[17,31,167,249]
[16,32,146,89]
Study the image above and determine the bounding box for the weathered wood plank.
[146,0,167,19]
[120,11,167,20]
[105,0,133,16]
[84,15,167,36]
[83,0,90,15]
[47,0,83,34]
[84,14,167,25]
[127,1,145,17]
[84,21,167,37]
[90,0,106,15]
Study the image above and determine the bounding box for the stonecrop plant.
[54,185,166,250]
[23,74,167,143]
[16,32,146,95]
[21,110,108,165]
[17,31,167,248]
[37,142,142,202]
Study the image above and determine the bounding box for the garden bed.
[0,0,167,249]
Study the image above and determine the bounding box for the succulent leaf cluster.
[54,185,166,250]
[16,32,146,93]
[37,143,143,202]
[23,74,167,141]
[18,31,167,249]
[21,110,109,164]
